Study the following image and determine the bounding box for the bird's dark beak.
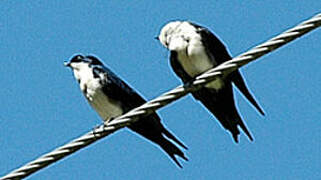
[154,36,159,40]
[64,61,71,67]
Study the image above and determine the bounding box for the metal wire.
[1,13,320,180]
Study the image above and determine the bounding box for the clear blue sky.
[1,1,320,180]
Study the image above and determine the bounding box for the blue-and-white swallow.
[157,21,264,143]
[64,54,188,167]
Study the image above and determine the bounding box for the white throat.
[72,63,123,122]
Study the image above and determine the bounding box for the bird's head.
[157,21,196,52]
[64,54,103,71]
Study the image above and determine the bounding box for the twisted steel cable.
[1,13,320,180]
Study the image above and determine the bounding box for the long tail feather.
[231,70,265,116]
[162,128,188,150]
[158,139,188,168]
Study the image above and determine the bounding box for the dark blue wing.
[191,23,232,65]
[193,23,265,115]
[92,64,188,167]
[192,84,253,143]
[93,65,146,111]
[170,51,193,83]
[170,47,252,142]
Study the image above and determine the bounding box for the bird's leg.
[183,77,197,88]
[107,117,115,122]
[92,117,115,138]
[92,117,117,138]
[92,124,102,138]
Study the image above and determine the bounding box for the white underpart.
[71,62,123,122]
[160,21,224,90]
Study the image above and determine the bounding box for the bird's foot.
[107,117,115,123]
[92,123,105,138]
[183,78,197,88]
[92,117,117,138]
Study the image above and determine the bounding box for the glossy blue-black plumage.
[169,23,264,142]
[69,55,188,167]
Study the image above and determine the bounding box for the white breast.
[178,46,213,77]
[177,40,224,90]
[73,65,123,122]
[88,89,123,121]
